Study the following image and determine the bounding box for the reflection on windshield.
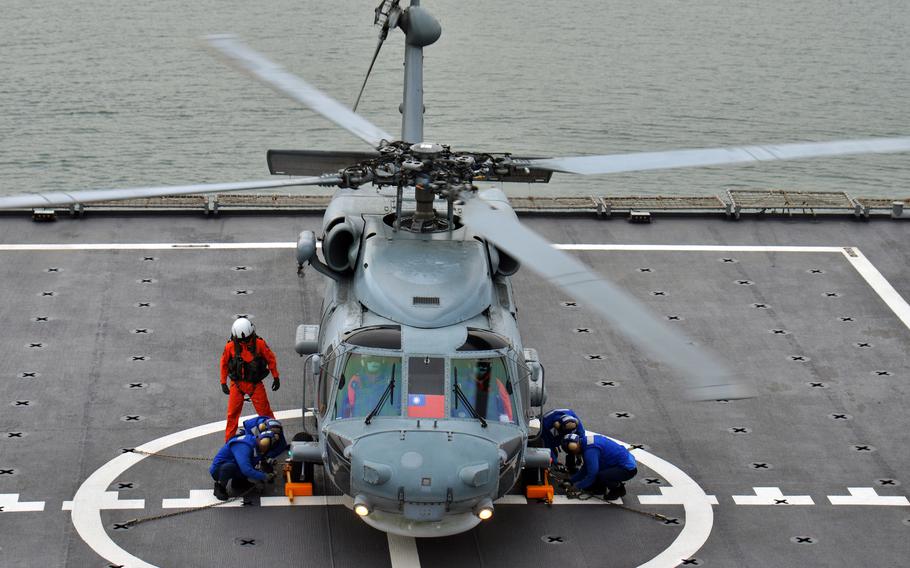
[451,357,515,423]
[335,353,401,419]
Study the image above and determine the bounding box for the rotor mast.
[400,0,440,144]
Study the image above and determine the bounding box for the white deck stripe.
[387,533,421,568]
[0,242,295,251]
[555,244,843,253]
[0,493,45,512]
[841,248,910,331]
[162,490,244,509]
[732,487,814,506]
[827,487,910,506]
[260,495,349,507]
[0,242,844,252]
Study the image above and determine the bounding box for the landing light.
[354,494,372,517]
[473,497,494,520]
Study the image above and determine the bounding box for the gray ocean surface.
[1,0,908,199]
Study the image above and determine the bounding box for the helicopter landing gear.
[285,432,315,501]
[290,432,315,483]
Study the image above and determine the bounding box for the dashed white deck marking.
[162,490,244,509]
[387,533,421,568]
[732,487,814,506]
[494,495,529,505]
[637,487,719,506]
[0,493,45,512]
[62,491,144,511]
[827,487,910,506]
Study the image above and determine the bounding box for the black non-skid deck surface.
[1,214,908,567]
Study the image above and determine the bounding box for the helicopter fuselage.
[292,186,548,536]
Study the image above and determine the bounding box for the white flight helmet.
[231,317,255,340]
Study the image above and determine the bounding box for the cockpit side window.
[333,353,401,419]
[451,356,515,423]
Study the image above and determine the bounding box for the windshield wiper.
[453,368,487,428]
[364,364,396,425]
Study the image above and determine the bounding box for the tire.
[290,432,315,484]
[521,466,543,488]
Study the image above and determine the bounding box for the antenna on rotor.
[353,0,441,144]
[352,0,402,113]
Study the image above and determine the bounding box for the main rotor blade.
[460,195,754,401]
[206,34,394,148]
[0,175,340,210]
[525,136,910,175]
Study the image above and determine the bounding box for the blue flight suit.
[570,433,637,491]
[541,408,585,459]
[210,434,267,489]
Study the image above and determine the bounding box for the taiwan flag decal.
[408,393,445,418]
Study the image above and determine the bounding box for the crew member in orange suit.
[220,317,280,442]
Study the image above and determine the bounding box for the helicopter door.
[407,357,445,418]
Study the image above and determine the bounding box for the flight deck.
[1,212,908,567]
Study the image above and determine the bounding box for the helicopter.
[3,0,910,538]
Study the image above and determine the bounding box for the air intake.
[412,296,440,306]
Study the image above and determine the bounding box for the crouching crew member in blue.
[210,431,277,501]
[562,432,637,501]
[541,408,585,472]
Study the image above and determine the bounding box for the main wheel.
[290,432,315,483]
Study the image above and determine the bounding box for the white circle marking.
[70,412,712,568]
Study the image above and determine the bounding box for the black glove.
[221,383,230,396]
[271,378,280,391]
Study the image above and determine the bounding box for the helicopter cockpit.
[324,327,519,426]
[331,352,517,424]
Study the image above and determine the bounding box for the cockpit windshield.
[334,353,401,419]
[451,357,515,424]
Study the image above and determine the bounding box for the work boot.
[604,483,626,502]
[213,482,229,501]
[232,477,254,493]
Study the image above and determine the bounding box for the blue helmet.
[555,414,580,433]
[561,433,583,454]
[256,431,277,454]
[265,419,283,434]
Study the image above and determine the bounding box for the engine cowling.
[323,218,362,272]
[488,244,520,277]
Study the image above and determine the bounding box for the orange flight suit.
[220,337,279,442]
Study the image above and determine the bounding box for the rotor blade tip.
[686,382,757,402]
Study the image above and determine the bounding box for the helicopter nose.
[349,430,500,522]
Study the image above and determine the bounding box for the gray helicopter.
[3,0,910,538]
